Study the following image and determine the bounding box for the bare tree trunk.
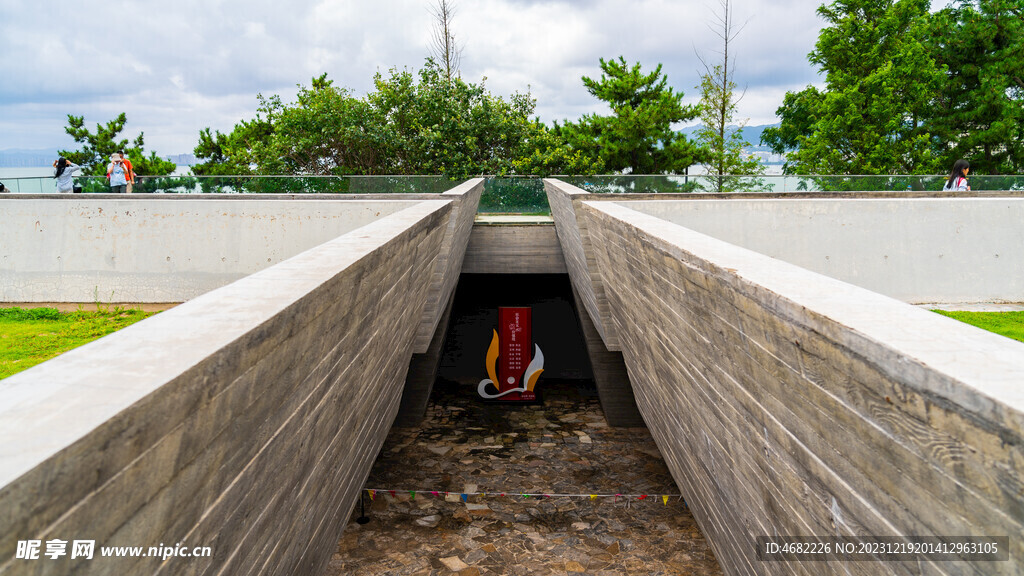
[696,0,755,193]
[430,0,463,83]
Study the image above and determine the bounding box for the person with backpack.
[118,151,136,193]
[942,159,971,191]
[107,153,129,193]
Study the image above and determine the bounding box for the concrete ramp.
[0,182,481,576]
[546,179,1024,576]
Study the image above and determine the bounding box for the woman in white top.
[53,157,81,193]
[942,159,971,192]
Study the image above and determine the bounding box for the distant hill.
[165,153,197,166]
[0,148,61,167]
[678,122,780,148]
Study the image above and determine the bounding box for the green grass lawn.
[932,310,1024,344]
[0,307,156,380]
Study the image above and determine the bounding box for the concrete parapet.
[394,179,483,427]
[543,179,619,349]
[579,198,1024,576]
[461,221,568,274]
[0,199,455,576]
[413,178,484,353]
[544,179,643,427]
[0,194,433,304]
[624,197,1024,304]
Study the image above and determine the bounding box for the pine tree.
[60,113,176,177]
[561,57,703,174]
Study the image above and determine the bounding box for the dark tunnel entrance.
[436,273,597,395]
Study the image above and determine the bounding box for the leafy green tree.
[926,0,1024,174]
[694,0,765,192]
[263,74,385,175]
[560,57,703,174]
[762,0,944,175]
[60,113,176,176]
[511,121,604,176]
[195,61,591,178]
[695,64,765,192]
[368,61,538,176]
[371,62,600,176]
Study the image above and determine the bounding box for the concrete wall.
[544,180,619,349]
[544,180,644,426]
[413,180,484,352]
[461,223,568,274]
[610,197,1024,304]
[573,195,1024,576]
[0,199,459,576]
[0,195,429,303]
[398,179,483,425]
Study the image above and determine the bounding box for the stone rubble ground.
[325,380,723,576]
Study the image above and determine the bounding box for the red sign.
[498,307,535,401]
[478,307,544,402]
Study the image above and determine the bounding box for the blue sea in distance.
[0,166,192,180]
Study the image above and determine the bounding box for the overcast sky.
[0,0,948,155]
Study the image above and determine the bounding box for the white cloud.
[0,0,830,154]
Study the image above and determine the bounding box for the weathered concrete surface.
[0,199,456,576]
[393,180,482,426]
[413,179,484,352]
[624,197,1024,304]
[461,223,567,274]
[576,196,1024,576]
[0,195,429,303]
[545,180,643,427]
[543,180,619,350]
[567,282,645,427]
[394,291,457,427]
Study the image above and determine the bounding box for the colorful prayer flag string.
[365,488,687,502]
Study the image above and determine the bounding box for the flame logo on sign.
[478,329,544,399]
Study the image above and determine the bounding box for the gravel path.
[325,380,723,576]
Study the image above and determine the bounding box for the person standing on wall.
[943,159,971,191]
[107,153,129,193]
[119,151,136,193]
[53,157,81,194]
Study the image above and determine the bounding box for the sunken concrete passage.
[623,197,1024,304]
[398,217,573,426]
[0,194,441,304]
[547,182,1024,575]
[328,380,723,575]
[461,219,567,274]
[0,195,476,576]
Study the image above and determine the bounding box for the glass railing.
[5,174,1022,216]
[0,175,459,195]
[480,178,548,214]
[562,174,1024,194]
